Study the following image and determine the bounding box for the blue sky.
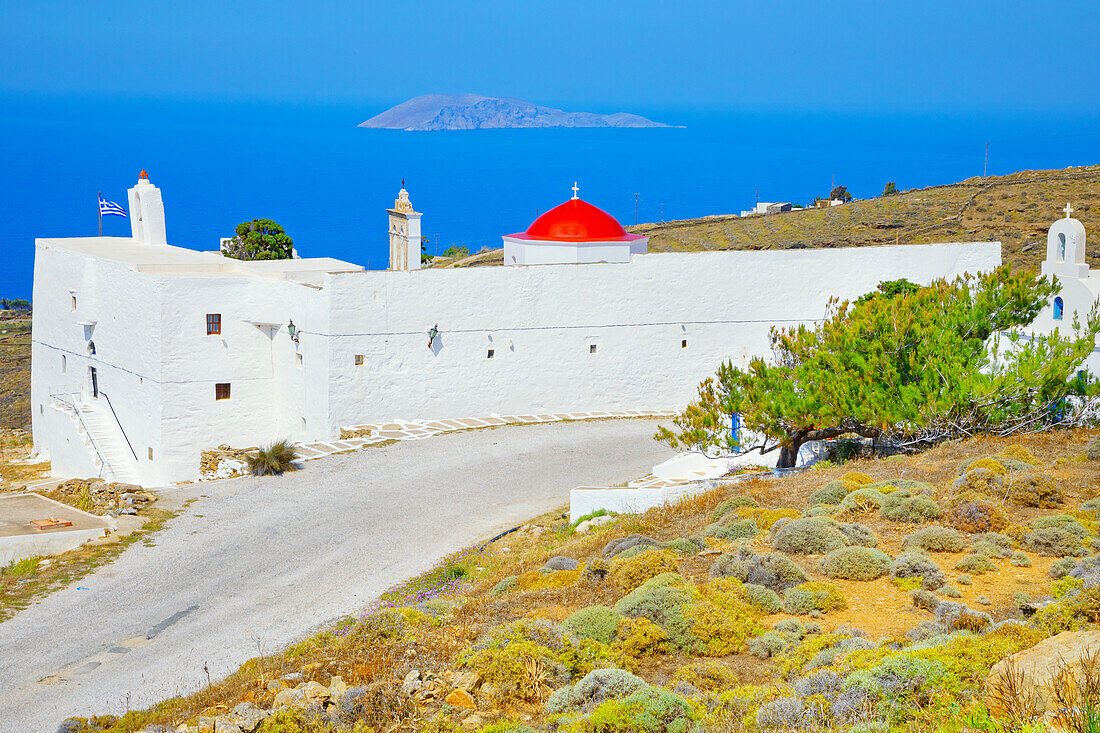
[1,1,1097,114]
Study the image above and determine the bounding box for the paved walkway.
[0,419,674,732]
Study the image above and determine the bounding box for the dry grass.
[0,310,31,430]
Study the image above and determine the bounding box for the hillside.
[0,308,31,430]
[359,94,670,131]
[61,429,1100,732]
[633,165,1100,274]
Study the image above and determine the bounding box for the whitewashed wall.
[321,243,1001,430]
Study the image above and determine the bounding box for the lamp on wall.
[288,320,299,343]
[427,324,439,349]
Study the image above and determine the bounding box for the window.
[487,349,495,359]
[61,355,66,373]
[354,354,364,366]
[589,344,597,354]
[296,353,304,369]
[681,339,688,349]
[206,313,221,335]
[70,294,77,312]
[215,383,231,400]
[148,447,153,460]
[1059,232,1067,262]
[1054,297,1064,321]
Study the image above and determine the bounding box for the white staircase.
[52,394,140,484]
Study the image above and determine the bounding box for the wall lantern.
[427,324,439,349]
[288,319,299,343]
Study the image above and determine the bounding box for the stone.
[987,630,1100,715]
[402,669,423,695]
[328,674,347,699]
[273,680,330,710]
[601,534,662,559]
[452,670,481,692]
[542,556,579,572]
[228,702,268,733]
[575,514,616,534]
[266,678,292,693]
[461,714,488,730]
[445,688,477,710]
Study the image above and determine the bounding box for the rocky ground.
[54,428,1100,733]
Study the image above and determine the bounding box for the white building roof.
[36,236,363,287]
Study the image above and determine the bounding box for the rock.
[575,514,616,534]
[227,702,268,733]
[452,671,482,692]
[987,630,1100,715]
[402,669,423,695]
[461,713,488,730]
[266,678,292,693]
[328,674,347,699]
[445,688,477,710]
[542,556,579,572]
[273,680,330,709]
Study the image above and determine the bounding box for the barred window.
[215,383,231,400]
[206,313,222,335]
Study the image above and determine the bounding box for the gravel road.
[0,419,674,732]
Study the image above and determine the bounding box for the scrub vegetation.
[62,428,1100,733]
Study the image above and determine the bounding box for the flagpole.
[98,191,102,237]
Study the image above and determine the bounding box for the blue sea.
[2,94,1098,298]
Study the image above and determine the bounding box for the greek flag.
[98,196,127,218]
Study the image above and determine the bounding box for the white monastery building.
[31,174,1001,485]
[1031,205,1100,373]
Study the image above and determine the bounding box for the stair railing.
[98,390,139,462]
[49,392,117,480]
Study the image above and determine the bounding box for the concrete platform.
[0,493,115,566]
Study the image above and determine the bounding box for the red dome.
[522,198,630,242]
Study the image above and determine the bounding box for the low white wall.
[569,482,716,522]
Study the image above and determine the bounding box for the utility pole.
[984,142,989,177]
[632,193,641,226]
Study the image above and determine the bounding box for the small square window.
[681,339,688,349]
[354,354,364,366]
[215,383,231,400]
[206,313,222,335]
[487,349,495,359]
[589,344,597,354]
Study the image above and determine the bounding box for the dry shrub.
[1008,472,1063,508]
[1003,444,1041,466]
[613,616,668,657]
[946,499,1009,534]
[734,505,800,530]
[987,657,1039,727]
[1050,647,1100,731]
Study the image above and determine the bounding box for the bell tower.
[127,170,167,246]
[388,183,422,271]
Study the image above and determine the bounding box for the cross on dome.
[1064,203,1075,219]
[571,181,579,200]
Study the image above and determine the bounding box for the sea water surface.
[1,94,1097,298]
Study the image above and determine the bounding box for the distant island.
[358,94,670,131]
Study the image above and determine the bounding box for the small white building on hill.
[31,175,1002,485]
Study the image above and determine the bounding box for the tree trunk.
[777,434,805,469]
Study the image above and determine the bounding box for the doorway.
[89,366,99,399]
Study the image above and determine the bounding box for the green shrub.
[613,617,669,658]
[837,522,878,547]
[784,581,847,615]
[747,630,799,659]
[890,551,946,590]
[490,576,518,596]
[970,539,1012,559]
[952,467,1005,496]
[958,454,1033,475]
[702,519,758,541]
[671,660,740,692]
[1032,515,1090,537]
[840,471,874,485]
[910,588,940,612]
[563,606,622,646]
[1010,551,1032,567]
[247,439,299,475]
[880,492,942,522]
[710,551,807,592]
[1049,557,1078,579]
[946,499,1008,534]
[1009,472,1062,508]
[902,526,964,553]
[463,639,569,703]
[1023,527,1087,557]
[808,480,855,506]
[612,573,696,650]
[691,580,763,655]
[819,546,891,580]
[664,537,705,555]
[546,667,649,714]
[576,687,701,733]
[803,504,838,517]
[773,517,849,554]
[954,554,997,574]
[738,583,783,614]
[837,488,887,515]
[712,495,758,521]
